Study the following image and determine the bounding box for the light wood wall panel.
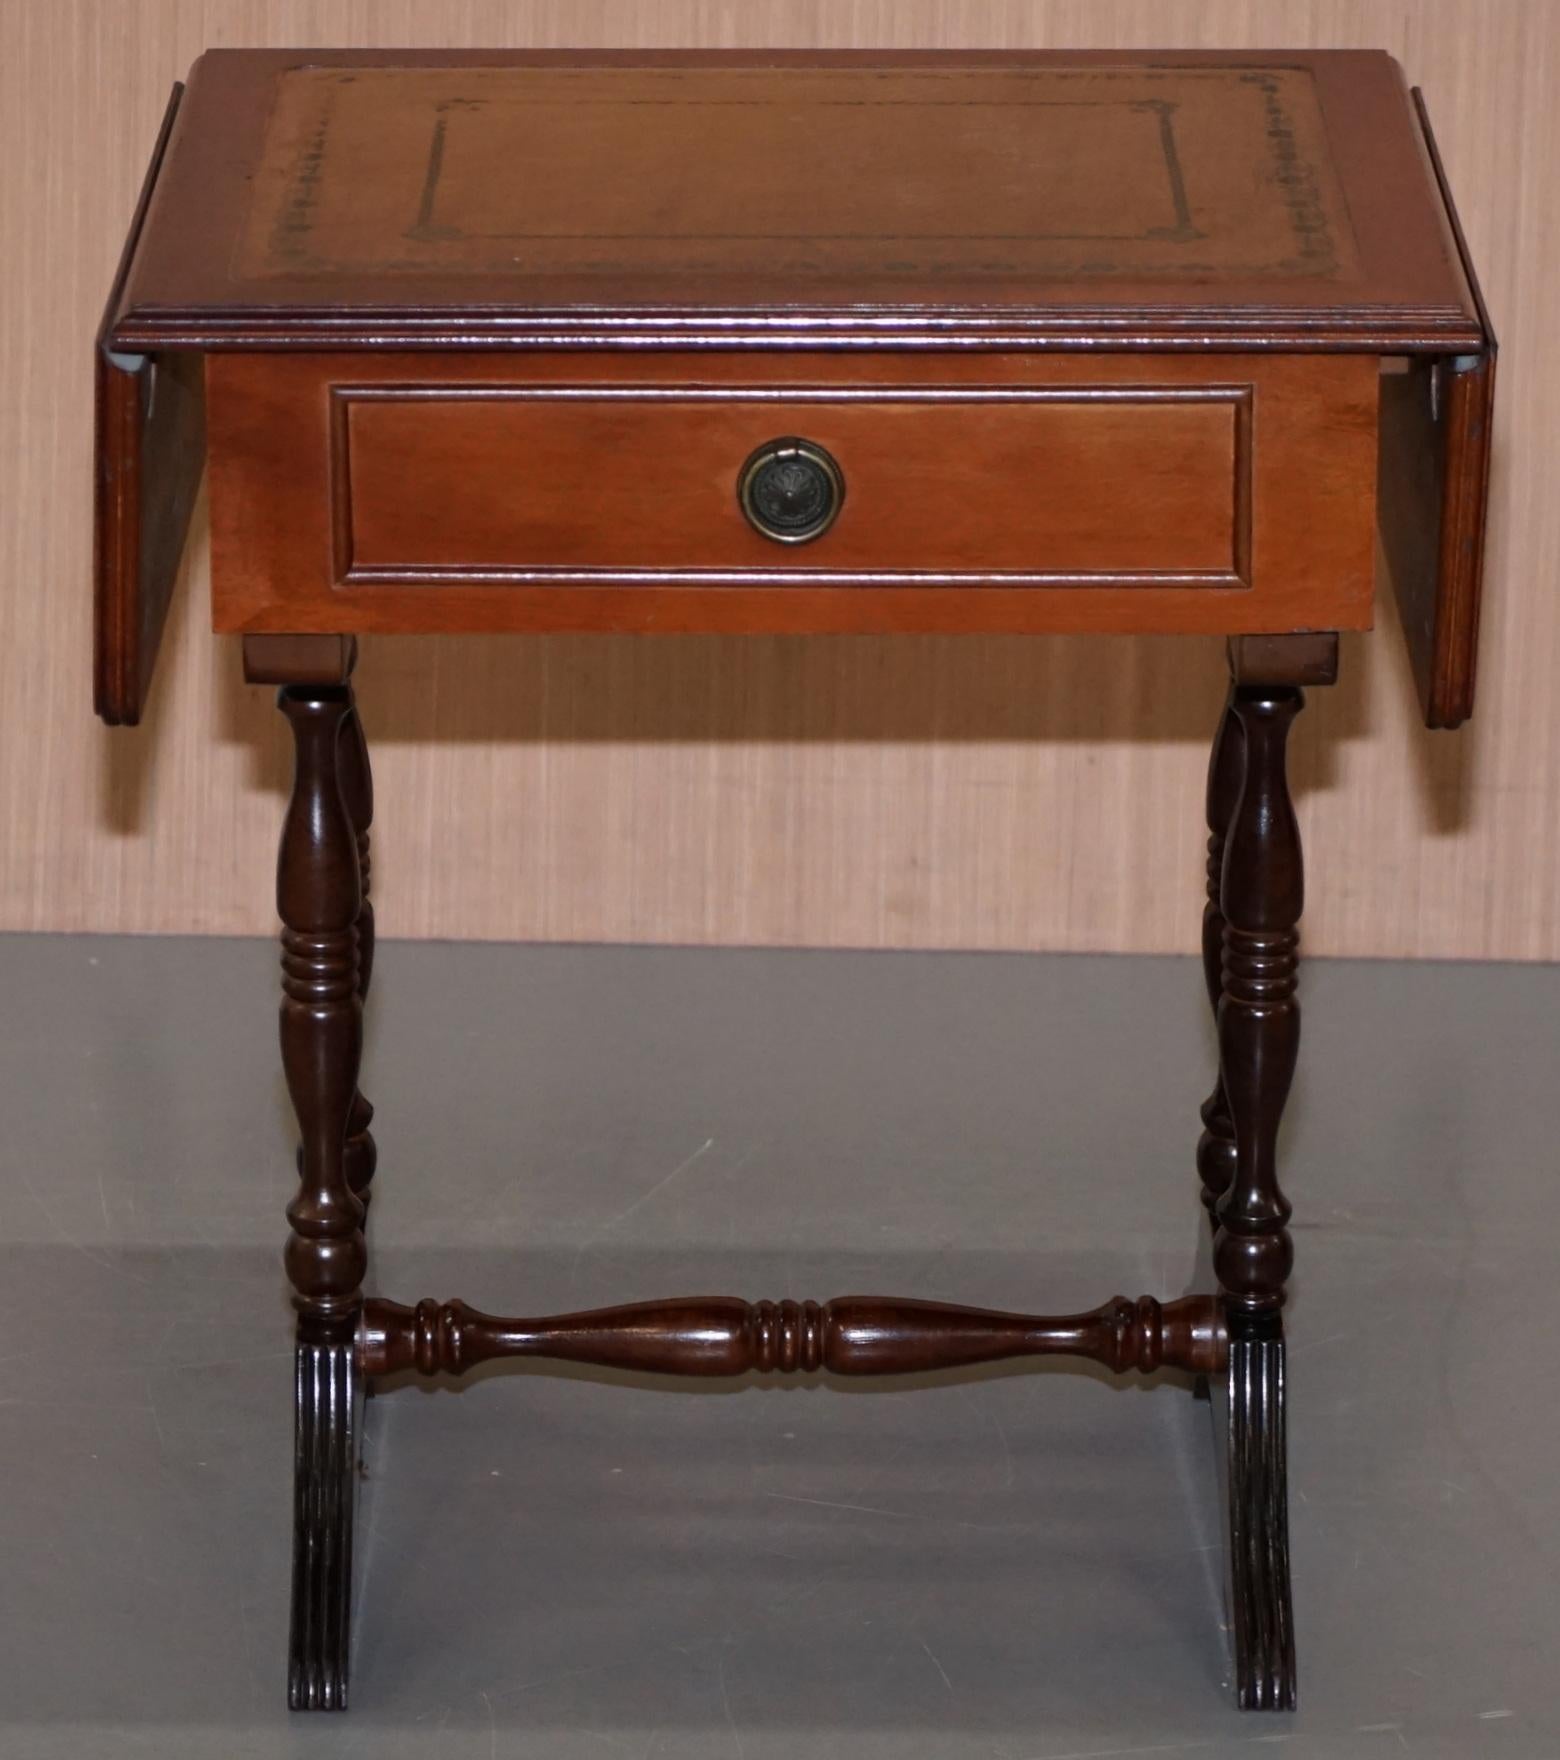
[1,0,1555,958]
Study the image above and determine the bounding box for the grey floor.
[1,934,1556,1759]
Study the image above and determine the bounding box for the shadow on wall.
[97,490,1477,840]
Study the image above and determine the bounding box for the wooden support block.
[243,634,358,686]
[1227,633,1339,688]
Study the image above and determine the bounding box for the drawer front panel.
[207,352,1377,637]
[340,388,1246,583]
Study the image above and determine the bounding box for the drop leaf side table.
[93,49,1495,1714]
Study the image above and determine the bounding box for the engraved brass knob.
[737,437,844,544]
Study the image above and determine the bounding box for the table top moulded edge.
[93,50,1496,729]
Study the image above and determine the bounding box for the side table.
[94,48,1496,1712]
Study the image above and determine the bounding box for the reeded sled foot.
[290,1337,363,1711]
[1212,1322,1296,1710]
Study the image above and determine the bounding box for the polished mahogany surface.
[107,48,1481,351]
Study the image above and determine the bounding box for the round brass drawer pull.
[737,437,844,544]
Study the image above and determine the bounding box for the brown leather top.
[107,48,1482,350]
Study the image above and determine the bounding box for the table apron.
[206,350,1379,637]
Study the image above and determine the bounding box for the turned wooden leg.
[277,684,368,1712]
[1213,678,1304,1711]
[1197,689,1243,1228]
[337,695,377,1213]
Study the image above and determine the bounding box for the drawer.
[207,352,1378,637]
[341,386,1244,580]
